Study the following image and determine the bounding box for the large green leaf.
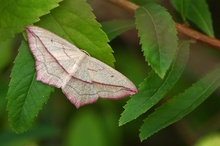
[119,41,189,126]
[101,20,135,41]
[7,41,53,133]
[135,3,178,78]
[36,0,114,67]
[140,64,220,141]
[0,0,62,42]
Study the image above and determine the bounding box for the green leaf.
[119,41,189,126]
[186,0,214,37]
[140,64,220,141]
[0,0,62,42]
[135,3,178,78]
[7,41,53,133]
[170,0,190,21]
[101,20,135,41]
[171,0,214,37]
[35,0,115,67]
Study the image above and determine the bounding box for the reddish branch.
[107,0,220,50]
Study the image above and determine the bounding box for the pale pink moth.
[26,26,137,108]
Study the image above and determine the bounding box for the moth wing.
[26,26,84,88]
[62,55,137,108]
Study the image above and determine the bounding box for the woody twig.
[107,0,220,50]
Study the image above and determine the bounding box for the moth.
[26,26,137,108]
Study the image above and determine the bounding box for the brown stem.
[175,23,220,49]
[107,0,220,50]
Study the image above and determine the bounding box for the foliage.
[7,41,53,133]
[0,0,220,145]
[119,41,190,126]
[170,0,214,37]
[135,3,178,78]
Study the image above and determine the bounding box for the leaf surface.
[140,64,220,141]
[36,0,115,67]
[186,0,214,37]
[119,41,189,125]
[7,41,53,133]
[135,3,178,78]
[0,0,62,42]
[170,0,190,21]
[171,0,214,37]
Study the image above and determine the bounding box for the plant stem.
[107,0,220,50]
